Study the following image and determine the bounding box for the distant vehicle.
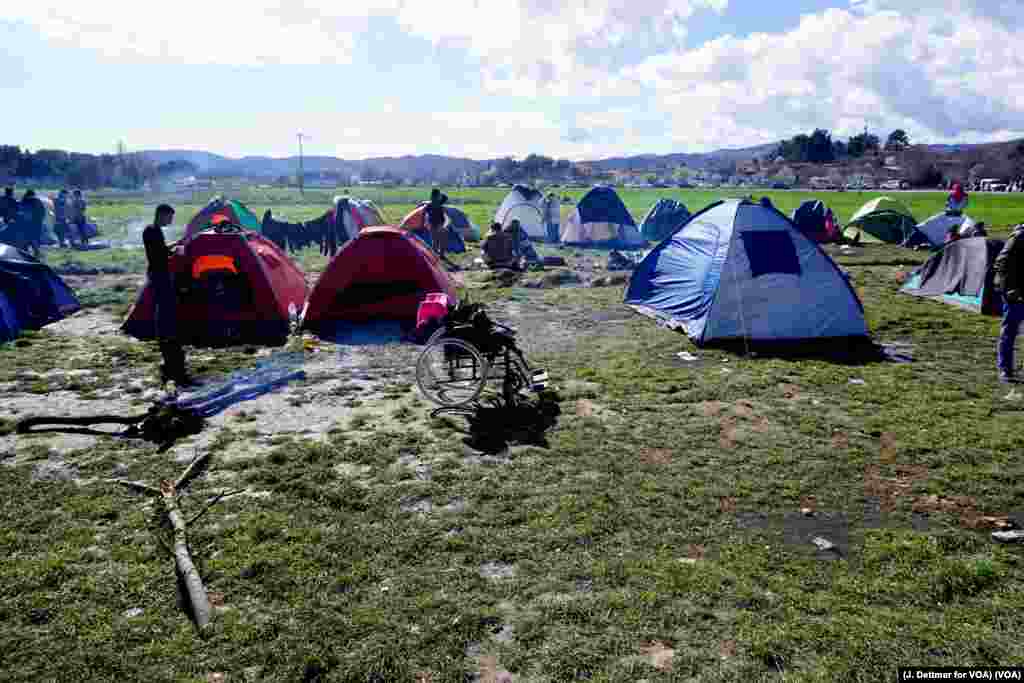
[879,179,908,190]
[771,181,790,189]
[980,179,1007,192]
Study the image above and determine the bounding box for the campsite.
[3,185,1024,681]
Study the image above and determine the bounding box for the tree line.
[0,145,198,189]
[772,129,911,164]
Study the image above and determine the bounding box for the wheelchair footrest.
[530,369,549,392]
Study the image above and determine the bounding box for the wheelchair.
[415,303,549,408]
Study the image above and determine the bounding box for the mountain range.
[140,139,1011,180]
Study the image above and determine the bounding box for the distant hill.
[140,149,490,180]
[140,137,1024,182]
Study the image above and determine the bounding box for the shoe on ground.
[999,372,1018,384]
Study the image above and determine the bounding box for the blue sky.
[4,0,1023,160]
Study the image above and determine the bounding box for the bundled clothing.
[260,209,348,257]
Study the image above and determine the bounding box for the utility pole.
[297,133,308,195]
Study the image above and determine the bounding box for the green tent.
[842,197,921,245]
[184,197,263,240]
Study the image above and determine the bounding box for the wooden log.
[174,451,211,492]
[160,479,212,630]
[112,479,161,497]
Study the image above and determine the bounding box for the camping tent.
[841,197,923,246]
[335,196,386,243]
[396,205,469,253]
[184,197,262,241]
[122,229,307,347]
[915,212,978,246]
[640,199,690,242]
[900,237,1005,315]
[561,186,646,249]
[495,185,548,241]
[625,199,868,346]
[302,227,457,332]
[0,242,81,341]
[0,196,58,246]
[791,200,840,243]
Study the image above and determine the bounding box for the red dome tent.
[302,227,457,333]
[122,228,308,347]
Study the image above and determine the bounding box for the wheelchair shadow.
[436,392,562,455]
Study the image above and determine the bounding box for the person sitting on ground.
[53,189,70,248]
[143,204,194,386]
[944,223,962,244]
[482,222,518,270]
[425,187,449,261]
[946,182,969,215]
[994,223,1024,384]
[19,190,46,258]
[0,187,17,224]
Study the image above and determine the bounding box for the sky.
[3,0,1023,161]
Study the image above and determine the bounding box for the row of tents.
[1,189,1007,350]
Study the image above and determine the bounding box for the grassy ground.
[2,188,1024,681]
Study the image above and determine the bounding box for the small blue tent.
[0,242,81,342]
[625,199,867,346]
[561,186,646,249]
[640,199,690,242]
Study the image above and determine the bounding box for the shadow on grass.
[431,392,562,454]
[708,336,909,366]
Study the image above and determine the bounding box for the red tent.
[122,230,308,347]
[302,227,457,332]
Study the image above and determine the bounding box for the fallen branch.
[112,453,227,633]
[160,479,212,630]
[111,479,161,497]
[187,489,246,527]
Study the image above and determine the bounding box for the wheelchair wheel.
[416,337,489,407]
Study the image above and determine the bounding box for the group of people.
[0,186,90,257]
[481,219,536,270]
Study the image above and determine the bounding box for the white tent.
[495,185,548,241]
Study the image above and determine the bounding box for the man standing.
[994,223,1024,383]
[143,204,193,386]
[19,190,46,258]
[54,189,70,248]
[69,189,89,248]
[544,192,560,242]
[425,188,449,261]
[0,187,17,224]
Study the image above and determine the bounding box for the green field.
[3,187,1024,681]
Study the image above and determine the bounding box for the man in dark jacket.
[426,188,449,260]
[0,187,17,224]
[143,204,194,386]
[19,190,46,258]
[994,223,1024,383]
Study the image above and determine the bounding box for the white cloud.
[9,0,727,90]
[624,1,1024,151]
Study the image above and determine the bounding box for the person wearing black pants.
[143,204,194,386]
